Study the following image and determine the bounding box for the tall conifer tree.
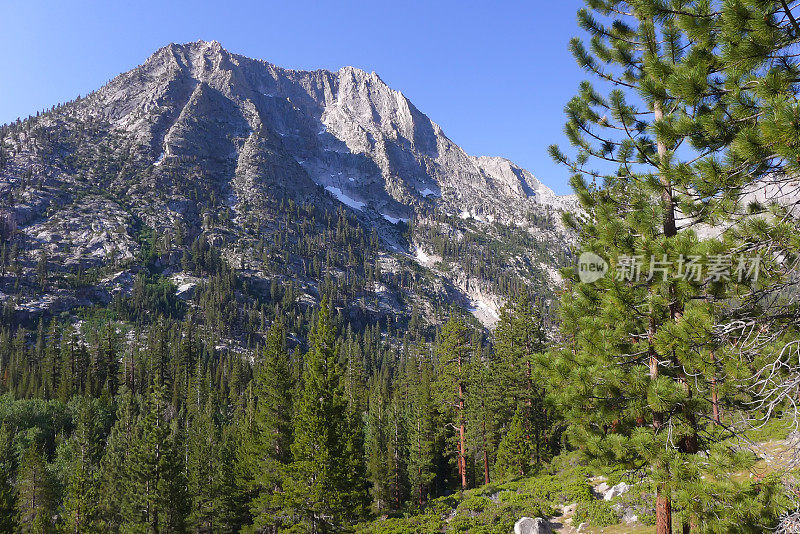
[16,445,55,533]
[405,354,436,507]
[282,298,368,532]
[0,424,17,533]
[433,315,471,491]
[245,321,294,531]
[549,2,793,532]
[62,400,101,533]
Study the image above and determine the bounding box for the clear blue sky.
[0,0,586,195]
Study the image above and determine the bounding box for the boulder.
[603,482,630,501]
[561,503,577,516]
[514,517,553,534]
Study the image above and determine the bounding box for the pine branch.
[780,0,800,37]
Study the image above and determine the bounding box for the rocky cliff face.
[82,40,570,224]
[0,41,574,330]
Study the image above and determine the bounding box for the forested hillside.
[0,292,555,532]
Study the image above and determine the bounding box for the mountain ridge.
[83,40,573,221]
[0,40,574,331]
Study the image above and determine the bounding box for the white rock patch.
[419,187,440,198]
[325,186,365,211]
[382,214,409,224]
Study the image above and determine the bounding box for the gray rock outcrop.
[514,517,553,534]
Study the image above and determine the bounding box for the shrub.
[574,500,621,527]
[455,494,491,514]
[559,476,594,504]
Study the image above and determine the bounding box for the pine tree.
[57,326,76,403]
[433,315,471,491]
[36,250,48,290]
[494,407,531,480]
[282,298,368,532]
[98,387,137,530]
[365,370,391,513]
[342,331,366,412]
[232,389,257,530]
[157,419,190,533]
[16,444,55,533]
[41,321,59,401]
[123,376,188,533]
[218,424,247,532]
[465,345,497,487]
[493,295,550,464]
[405,357,436,507]
[186,396,224,533]
[92,322,120,397]
[0,424,17,533]
[61,400,101,533]
[548,2,792,532]
[245,321,294,531]
[385,384,408,511]
[710,0,800,460]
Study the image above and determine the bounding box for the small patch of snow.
[382,214,409,225]
[325,186,365,211]
[476,300,499,319]
[469,299,500,328]
[177,283,194,294]
[373,282,388,294]
[411,246,442,268]
[419,187,440,198]
[154,152,165,166]
[414,246,433,265]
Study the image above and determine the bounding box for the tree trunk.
[653,98,676,533]
[648,316,662,431]
[457,351,467,491]
[656,485,672,534]
[394,409,400,510]
[679,377,699,534]
[417,419,424,506]
[481,423,490,485]
[482,448,490,486]
[481,405,490,485]
[458,382,467,490]
[654,101,676,239]
[710,351,720,424]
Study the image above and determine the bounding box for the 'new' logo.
[577,252,608,283]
